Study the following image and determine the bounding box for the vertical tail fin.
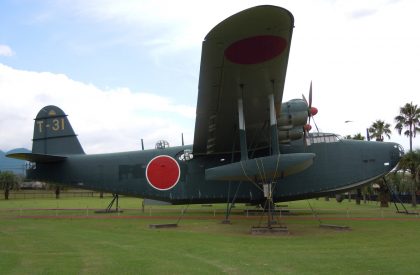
[32,105,85,155]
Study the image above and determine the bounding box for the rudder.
[32,105,85,155]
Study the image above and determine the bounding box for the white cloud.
[54,0,271,54]
[2,0,420,152]
[0,64,195,153]
[0,44,14,57]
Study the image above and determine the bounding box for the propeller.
[302,81,319,142]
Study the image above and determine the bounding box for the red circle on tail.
[146,155,180,191]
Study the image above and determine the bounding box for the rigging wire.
[175,203,191,225]
[239,161,263,192]
[306,199,322,226]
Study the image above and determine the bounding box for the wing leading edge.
[193,5,294,155]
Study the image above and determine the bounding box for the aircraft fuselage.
[27,135,402,204]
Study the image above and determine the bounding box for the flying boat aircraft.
[8,5,403,211]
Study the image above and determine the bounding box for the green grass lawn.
[1,196,420,274]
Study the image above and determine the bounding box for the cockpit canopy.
[155,140,170,149]
[307,133,341,145]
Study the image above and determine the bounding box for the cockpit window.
[395,144,405,157]
[306,133,341,145]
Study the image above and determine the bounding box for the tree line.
[345,102,420,207]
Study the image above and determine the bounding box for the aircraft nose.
[389,142,404,167]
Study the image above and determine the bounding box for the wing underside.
[193,5,294,155]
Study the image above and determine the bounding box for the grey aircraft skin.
[17,130,402,205]
[8,5,403,205]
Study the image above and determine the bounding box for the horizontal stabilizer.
[205,153,315,181]
[6,152,67,163]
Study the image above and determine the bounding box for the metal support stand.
[383,177,416,215]
[222,181,232,224]
[251,183,288,235]
[222,129,239,224]
[250,88,287,234]
[95,193,123,213]
[306,200,350,230]
[149,204,190,229]
[222,182,242,224]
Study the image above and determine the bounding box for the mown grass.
[1,196,420,274]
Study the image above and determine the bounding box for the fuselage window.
[119,164,145,180]
[309,133,340,144]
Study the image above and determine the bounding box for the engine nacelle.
[277,111,308,130]
[278,126,304,144]
[275,99,312,143]
[277,99,308,130]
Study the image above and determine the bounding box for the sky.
[1,0,419,154]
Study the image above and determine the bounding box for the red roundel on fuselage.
[146,155,180,191]
[224,35,287,65]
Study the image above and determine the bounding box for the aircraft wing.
[193,5,294,155]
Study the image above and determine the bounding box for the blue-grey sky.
[1,0,419,153]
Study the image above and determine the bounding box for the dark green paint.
[9,114,402,204]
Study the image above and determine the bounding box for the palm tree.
[344,133,365,140]
[369,120,392,141]
[396,150,420,207]
[352,133,365,140]
[0,171,20,200]
[395,102,420,153]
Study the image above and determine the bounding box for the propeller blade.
[309,81,313,108]
[303,80,318,141]
[302,93,308,105]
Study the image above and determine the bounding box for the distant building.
[19,181,46,189]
